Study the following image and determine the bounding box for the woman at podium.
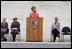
[29,6,39,18]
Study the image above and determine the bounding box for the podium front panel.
[26,18,43,42]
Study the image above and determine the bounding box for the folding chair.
[62,27,71,42]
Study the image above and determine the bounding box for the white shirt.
[51,22,60,32]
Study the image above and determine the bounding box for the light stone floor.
[1,42,71,48]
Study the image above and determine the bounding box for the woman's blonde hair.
[55,17,58,21]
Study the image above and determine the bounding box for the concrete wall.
[1,1,71,42]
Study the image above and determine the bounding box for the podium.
[26,17,43,42]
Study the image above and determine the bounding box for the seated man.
[1,18,9,41]
[51,17,60,42]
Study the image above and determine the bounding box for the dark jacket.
[1,22,9,34]
[1,22,9,39]
[11,22,20,34]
